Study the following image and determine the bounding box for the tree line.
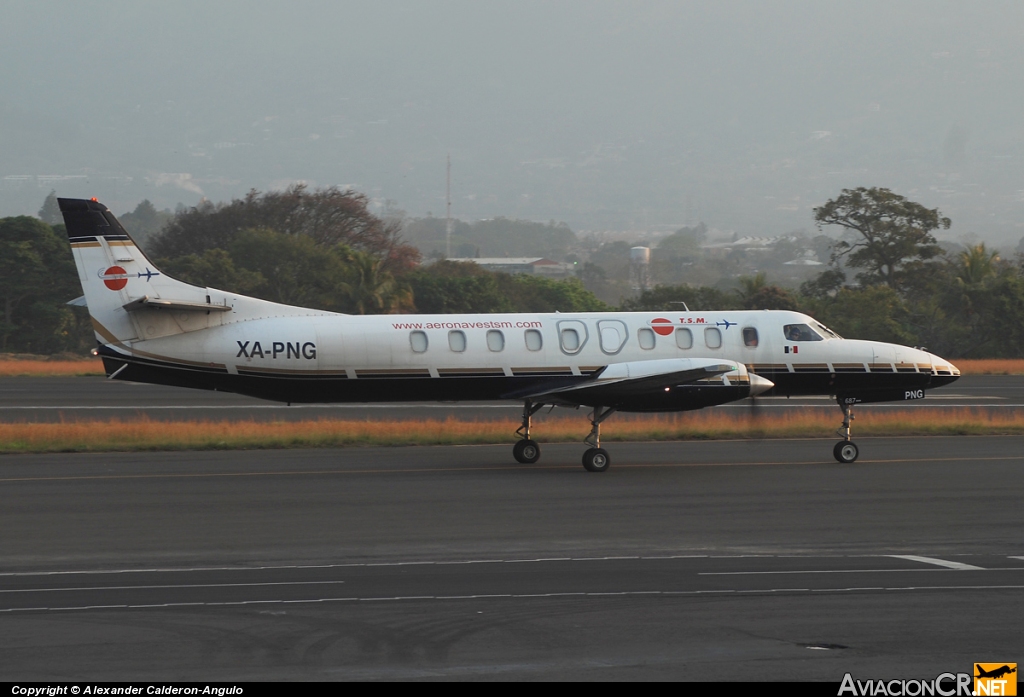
[4,185,1024,358]
[0,187,607,354]
[625,188,1024,359]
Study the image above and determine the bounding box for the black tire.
[582,447,611,472]
[513,439,541,464]
[833,441,859,464]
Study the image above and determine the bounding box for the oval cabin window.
[525,329,543,351]
[560,328,580,352]
[448,330,467,352]
[638,327,656,350]
[704,327,722,349]
[743,327,759,347]
[675,327,693,349]
[598,320,627,354]
[486,330,505,352]
[410,331,428,353]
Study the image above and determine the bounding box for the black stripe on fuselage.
[102,355,588,404]
[100,352,958,409]
[752,367,957,396]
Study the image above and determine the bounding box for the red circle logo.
[651,317,674,336]
[100,266,129,291]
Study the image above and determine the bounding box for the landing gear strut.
[511,401,618,472]
[512,401,544,464]
[582,406,616,472]
[833,400,859,463]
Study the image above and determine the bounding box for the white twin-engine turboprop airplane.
[60,198,961,472]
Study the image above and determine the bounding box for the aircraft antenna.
[446,154,452,259]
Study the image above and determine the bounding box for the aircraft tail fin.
[59,198,225,349]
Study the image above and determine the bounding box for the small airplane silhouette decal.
[717,320,736,330]
[137,267,161,281]
[976,665,1016,680]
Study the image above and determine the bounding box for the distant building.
[442,257,574,278]
[701,236,781,251]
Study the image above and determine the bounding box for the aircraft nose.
[928,353,960,386]
[749,373,774,397]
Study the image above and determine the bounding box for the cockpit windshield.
[783,323,825,342]
[814,322,841,339]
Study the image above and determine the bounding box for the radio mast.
[445,154,452,259]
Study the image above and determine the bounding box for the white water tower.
[630,246,651,292]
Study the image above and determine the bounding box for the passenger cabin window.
[410,331,428,353]
[638,327,656,350]
[448,330,467,352]
[704,327,722,349]
[743,327,759,347]
[560,328,580,352]
[783,324,824,342]
[675,328,693,349]
[486,330,505,352]
[525,329,543,351]
[598,320,628,354]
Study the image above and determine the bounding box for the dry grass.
[954,359,1024,375]
[2,408,1022,453]
[2,356,1023,377]
[0,358,103,377]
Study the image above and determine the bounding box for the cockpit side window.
[783,323,824,342]
[814,322,841,339]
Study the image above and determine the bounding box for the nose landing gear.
[834,399,859,463]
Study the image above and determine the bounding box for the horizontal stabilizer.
[122,296,232,313]
[67,295,87,307]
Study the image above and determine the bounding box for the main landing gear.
[511,401,617,472]
[582,406,615,472]
[833,399,859,463]
[512,401,544,464]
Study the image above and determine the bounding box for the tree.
[404,260,608,313]
[501,275,610,313]
[954,243,999,287]
[38,190,61,226]
[119,200,172,248]
[813,187,950,289]
[0,217,84,353]
[732,272,798,310]
[338,249,412,314]
[160,248,266,297]
[150,185,420,272]
[620,284,736,312]
[401,216,577,259]
[657,222,707,258]
[405,261,513,314]
[806,285,914,346]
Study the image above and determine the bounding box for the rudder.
[59,198,213,348]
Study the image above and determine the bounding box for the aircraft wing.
[507,357,771,409]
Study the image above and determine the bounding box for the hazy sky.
[3,1,1023,244]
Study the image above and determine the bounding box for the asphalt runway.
[0,374,1018,423]
[1,437,1021,680]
